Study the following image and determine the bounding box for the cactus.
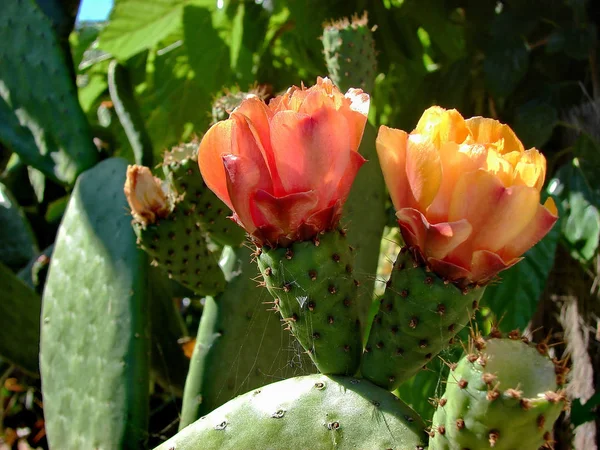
[126,164,227,296]
[158,374,428,450]
[17,245,54,294]
[40,158,150,449]
[322,13,377,94]
[0,182,39,270]
[0,262,41,375]
[108,59,154,167]
[361,247,484,391]
[162,142,245,247]
[257,230,363,375]
[0,0,98,185]
[180,245,313,429]
[211,89,268,124]
[429,335,567,450]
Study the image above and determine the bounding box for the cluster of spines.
[428,330,568,450]
[256,228,363,375]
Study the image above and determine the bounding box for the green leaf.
[99,0,186,60]
[562,191,600,261]
[547,25,597,60]
[571,392,600,427]
[484,38,529,98]
[513,100,558,148]
[482,222,560,331]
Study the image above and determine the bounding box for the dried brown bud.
[124,165,170,226]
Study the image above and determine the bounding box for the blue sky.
[77,0,114,22]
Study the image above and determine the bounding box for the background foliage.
[1,0,599,448]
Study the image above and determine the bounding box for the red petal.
[427,257,472,284]
[222,154,272,235]
[469,250,520,285]
[198,120,235,208]
[269,107,351,206]
[253,189,318,237]
[335,150,366,206]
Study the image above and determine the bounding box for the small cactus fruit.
[361,246,484,390]
[322,12,377,94]
[429,335,567,450]
[156,374,428,450]
[257,229,363,375]
[163,142,245,247]
[125,165,226,296]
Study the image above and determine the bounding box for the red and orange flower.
[377,106,558,286]
[198,77,369,247]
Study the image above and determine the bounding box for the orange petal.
[269,107,351,207]
[397,208,472,260]
[343,88,370,152]
[254,189,318,236]
[469,250,519,285]
[465,117,524,154]
[414,107,469,147]
[335,150,366,206]
[396,208,427,250]
[450,170,539,254]
[376,125,413,211]
[485,149,515,187]
[222,154,272,234]
[498,201,558,261]
[405,134,442,210]
[513,149,546,190]
[198,120,235,208]
[427,257,472,283]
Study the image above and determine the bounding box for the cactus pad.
[429,336,566,450]
[158,374,428,450]
[361,247,484,391]
[322,13,377,94]
[162,142,245,247]
[0,262,41,374]
[40,158,150,449]
[257,230,363,375]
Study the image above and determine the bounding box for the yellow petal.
[415,106,469,147]
[406,134,443,210]
[376,125,414,210]
[465,117,524,154]
[513,149,546,190]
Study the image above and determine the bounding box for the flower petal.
[254,189,319,237]
[406,134,442,210]
[269,107,351,206]
[469,250,520,285]
[376,125,414,211]
[427,257,472,283]
[465,117,524,154]
[415,107,469,147]
[222,154,272,234]
[335,150,366,207]
[397,208,472,260]
[498,200,558,261]
[198,120,236,208]
[513,148,546,190]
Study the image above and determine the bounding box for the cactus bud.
[124,165,169,226]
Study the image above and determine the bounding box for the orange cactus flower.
[198,77,369,247]
[377,106,558,286]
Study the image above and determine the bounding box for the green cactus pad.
[158,374,428,450]
[341,122,387,334]
[40,158,150,449]
[361,247,485,391]
[257,230,363,375]
[0,262,41,375]
[211,91,259,124]
[180,245,313,429]
[429,337,566,450]
[108,60,154,167]
[0,182,39,270]
[322,13,377,94]
[0,0,98,185]
[148,266,189,397]
[133,205,226,296]
[163,143,245,247]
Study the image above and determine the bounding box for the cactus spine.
[257,230,363,375]
[361,247,484,390]
[429,334,567,449]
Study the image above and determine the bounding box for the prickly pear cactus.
[257,230,363,375]
[322,13,377,94]
[211,91,260,124]
[180,245,313,429]
[158,374,428,450]
[429,335,567,450]
[41,158,150,449]
[361,247,484,390]
[0,262,41,375]
[163,143,245,247]
[0,182,39,270]
[0,0,98,184]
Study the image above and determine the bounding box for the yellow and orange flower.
[198,77,369,247]
[377,106,558,286]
